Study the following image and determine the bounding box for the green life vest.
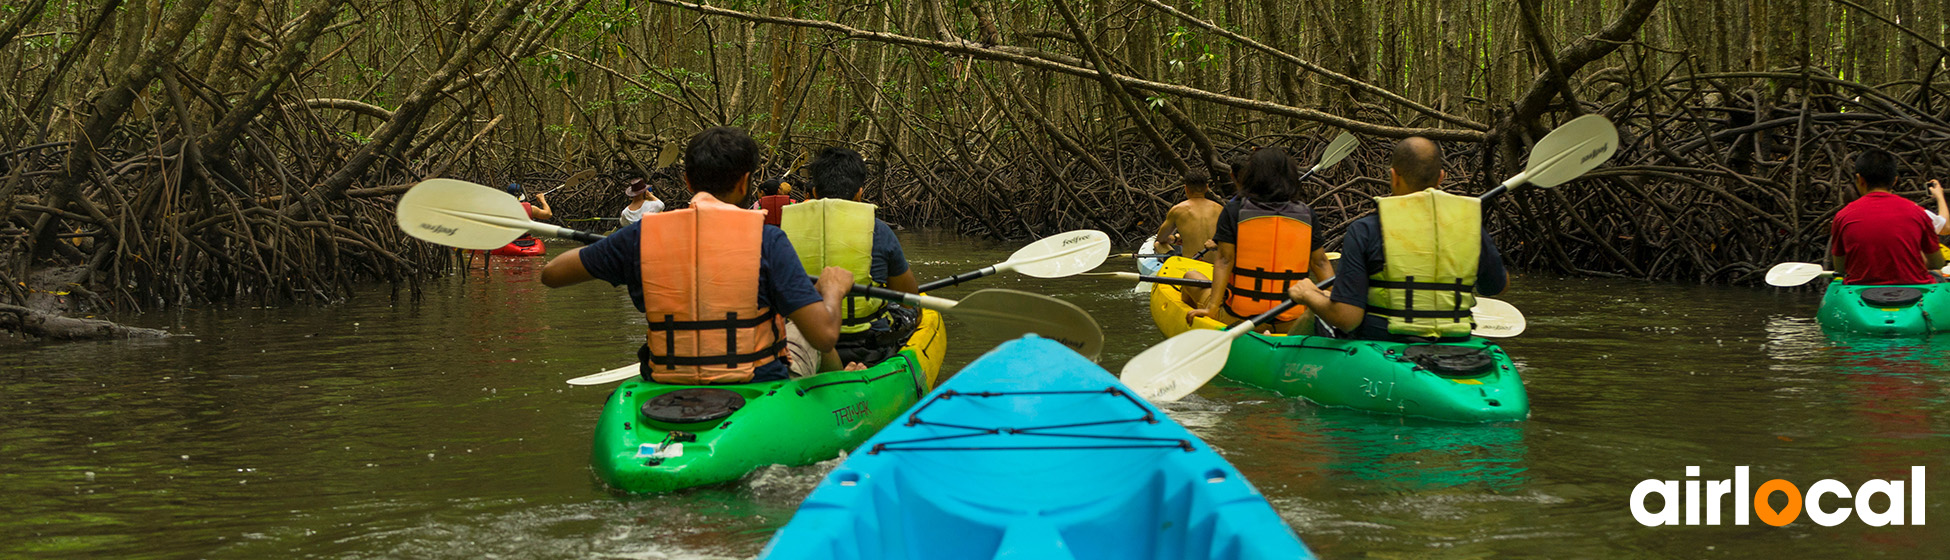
[1366,189,1481,338]
[781,199,885,334]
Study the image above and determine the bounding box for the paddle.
[1084,273,1521,337]
[393,178,1108,381]
[1764,262,1829,287]
[1766,261,1950,287]
[915,230,1113,292]
[1296,130,1359,184]
[566,286,1105,385]
[1122,115,1619,402]
[398,178,604,249]
[521,169,598,202]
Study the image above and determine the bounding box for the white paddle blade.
[1470,297,1526,338]
[396,179,535,250]
[565,169,597,187]
[1006,230,1113,278]
[1313,131,1359,171]
[1515,114,1619,189]
[1120,329,1234,402]
[1765,262,1828,287]
[568,364,639,386]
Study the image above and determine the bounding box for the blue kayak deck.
[764,336,1312,560]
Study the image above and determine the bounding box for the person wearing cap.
[507,182,555,221]
[619,175,664,226]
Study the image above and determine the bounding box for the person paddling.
[1282,137,1508,342]
[1181,148,1335,334]
[506,182,553,249]
[1154,169,1223,263]
[540,127,857,383]
[618,174,664,226]
[754,179,794,226]
[781,147,923,368]
[1827,150,1946,285]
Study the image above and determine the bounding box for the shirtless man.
[1154,170,1224,263]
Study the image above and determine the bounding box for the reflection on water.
[6,235,1950,558]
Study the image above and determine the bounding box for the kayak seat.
[992,521,1079,560]
[511,237,538,247]
[1401,345,1495,377]
[640,388,746,424]
[1860,287,1923,307]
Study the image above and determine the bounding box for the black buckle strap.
[647,308,783,370]
[1369,278,1476,291]
[646,336,788,367]
[840,295,889,326]
[1367,306,1473,320]
[647,308,779,332]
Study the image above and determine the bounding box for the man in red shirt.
[1829,149,1946,285]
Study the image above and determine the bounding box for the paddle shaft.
[1134,274,1214,289]
[917,266,997,293]
[851,284,956,309]
[531,223,605,244]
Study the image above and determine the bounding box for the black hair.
[1854,148,1898,189]
[684,127,759,195]
[1241,147,1302,203]
[1226,152,1252,183]
[1183,169,1210,189]
[757,179,783,196]
[808,147,867,200]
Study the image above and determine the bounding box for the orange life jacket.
[638,192,786,384]
[1223,199,1314,323]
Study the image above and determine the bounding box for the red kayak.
[489,237,546,257]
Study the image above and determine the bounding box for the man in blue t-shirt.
[1286,137,1508,342]
[540,127,855,381]
[793,147,920,367]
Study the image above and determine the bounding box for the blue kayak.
[762,336,1313,560]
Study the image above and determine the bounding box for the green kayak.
[1149,257,1528,423]
[1816,279,1950,336]
[590,309,946,493]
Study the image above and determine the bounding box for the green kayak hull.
[1219,334,1529,423]
[590,309,945,493]
[1149,256,1528,423]
[1816,280,1950,336]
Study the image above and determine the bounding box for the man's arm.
[1930,180,1949,235]
[787,266,855,352]
[1476,231,1509,296]
[887,270,921,294]
[1288,280,1364,332]
[1308,248,1333,282]
[530,194,555,220]
[1155,207,1181,251]
[1200,242,1237,312]
[1927,250,1947,271]
[541,248,594,287]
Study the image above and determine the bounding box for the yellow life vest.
[638,192,785,384]
[1366,189,1481,338]
[780,199,886,334]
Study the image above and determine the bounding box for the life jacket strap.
[648,308,784,369]
[1366,306,1474,320]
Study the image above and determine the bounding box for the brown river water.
[5,229,1948,558]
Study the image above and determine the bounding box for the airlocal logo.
[1632,466,1924,527]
